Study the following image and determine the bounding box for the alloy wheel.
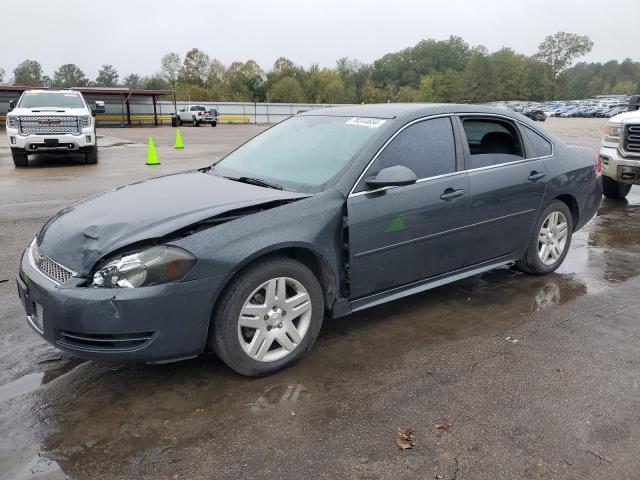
[237,277,312,362]
[537,211,569,266]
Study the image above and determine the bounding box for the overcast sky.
[2,0,638,79]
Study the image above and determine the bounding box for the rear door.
[347,116,470,298]
[458,116,549,266]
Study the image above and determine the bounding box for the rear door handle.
[528,171,546,182]
[440,188,465,201]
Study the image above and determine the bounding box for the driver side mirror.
[365,165,418,189]
[8,100,15,112]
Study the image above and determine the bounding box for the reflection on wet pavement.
[1,191,639,479]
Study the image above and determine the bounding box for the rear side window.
[462,118,524,169]
[523,126,553,157]
[357,117,456,191]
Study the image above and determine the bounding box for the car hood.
[37,171,307,275]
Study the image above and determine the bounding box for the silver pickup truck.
[172,105,218,127]
[599,100,640,199]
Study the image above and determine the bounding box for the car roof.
[298,103,518,120]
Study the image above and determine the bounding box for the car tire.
[602,175,631,200]
[177,117,182,127]
[85,146,98,164]
[12,150,28,167]
[210,256,324,377]
[192,117,199,127]
[516,200,573,275]
[211,121,217,127]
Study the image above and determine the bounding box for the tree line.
[1,32,638,103]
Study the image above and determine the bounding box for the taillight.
[595,153,602,174]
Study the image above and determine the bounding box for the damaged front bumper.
[17,247,227,362]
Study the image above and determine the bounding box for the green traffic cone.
[174,129,184,149]
[146,136,160,165]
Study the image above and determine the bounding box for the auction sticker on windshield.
[346,117,386,128]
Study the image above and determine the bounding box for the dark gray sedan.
[16,104,602,376]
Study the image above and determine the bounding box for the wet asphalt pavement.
[1,119,640,479]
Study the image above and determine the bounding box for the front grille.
[624,124,640,155]
[31,243,75,284]
[19,116,80,135]
[57,330,156,352]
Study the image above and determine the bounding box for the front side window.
[462,118,524,169]
[215,115,385,193]
[18,92,85,109]
[355,117,456,192]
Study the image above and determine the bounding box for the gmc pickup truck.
[5,89,104,167]
[600,107,640,199]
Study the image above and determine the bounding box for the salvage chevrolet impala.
[16,104,602,376]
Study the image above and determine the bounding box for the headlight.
[79,116,91,128]
[7,116,17,128]
[91,246,196,288]
[604,124,622,142]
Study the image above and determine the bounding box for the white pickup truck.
[5,89,104,167]
[599,99,640,199]
[172,105,218,127]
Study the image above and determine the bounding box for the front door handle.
[440,188,465,201]
[528,171,546,182]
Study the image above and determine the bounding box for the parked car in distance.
[5,89,104,167]
[523,109,546,121]
[599,108,640,199]
[172,105,217,127]
[16,104,602,376]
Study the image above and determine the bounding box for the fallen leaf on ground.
[434,420,452,430]
[395,426,415,449]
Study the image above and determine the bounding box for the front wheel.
[602,175,631,200]
[211,121,217,127]
[516,200,573,275]
[210,256,324,377]
[192,117,199,127]
[12,150,28,167]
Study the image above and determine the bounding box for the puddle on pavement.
[2,192,640,478]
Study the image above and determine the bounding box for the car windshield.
[213,115,385,193]
[18,92,85,109]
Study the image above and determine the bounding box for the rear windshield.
[18,92,85,109]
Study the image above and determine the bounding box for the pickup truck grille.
[18,116,80,135]
[624,124,640,155]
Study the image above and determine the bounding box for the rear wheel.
[602,175,631,200]
[12,150,28,167]
[516,200,573,275]
[210,256,324,377]
[177,117,182,127]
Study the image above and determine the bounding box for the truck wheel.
[171,116,178,127]
[516,200,573,275]
[85,146,99,164]
[602,176,631,200]
[12,150,28,167]
[211,121,217,127]
[177,117,182,127]
[192,117,199,127]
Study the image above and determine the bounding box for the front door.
[347,116,471,299]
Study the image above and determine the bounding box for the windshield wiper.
[225,176,283,190]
